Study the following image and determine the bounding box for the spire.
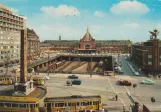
[87,25,89,32]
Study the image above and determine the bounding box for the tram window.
[0,103,4,107]
[58,103,64,107]
[12,103,18,107]
[83,102,89,106]
[55,103,58,107]
[45,103,47,107]
[93,101,99,105]
[30,104,34,108]
[52,103,54,107]
[5,103,11,107]
[68,103,71,106]
[36,104,38,107]
[19,104,26,108]
[0,79,2,81]
[77,102,79,106]
[7,78,9,80]
[89,101,92,105]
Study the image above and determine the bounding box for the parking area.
[44,73,131,111]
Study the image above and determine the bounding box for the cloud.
[94,11,105,17]
[110,0,150,15]
[40,5,80,17]
[11,8,19,14]
[121,23,140,29]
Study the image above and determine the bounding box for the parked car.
[68,75,78,79]
[117,80,132,86]
[44,76,50,80]
[66,80,72,86]
[140,79,155,85]
[71,79,82,85]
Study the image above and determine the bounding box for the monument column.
[20,29,27,83]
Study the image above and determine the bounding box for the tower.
[13,29,34,96]
[59,35,61,41]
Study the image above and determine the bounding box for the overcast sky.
[1,0,161,42]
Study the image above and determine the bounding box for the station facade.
[41,27,132,54]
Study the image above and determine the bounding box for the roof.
[44,95,101,102]
[81,27,94,41]
[143,104,161,111]
[43,40,131,45]
[27,28,39,39]
[0,96,39,103]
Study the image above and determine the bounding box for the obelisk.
[13,29,34,96]
[20,29,27,83]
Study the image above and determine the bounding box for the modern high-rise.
[0,2,26,65]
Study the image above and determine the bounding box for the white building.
[0,2,26,65]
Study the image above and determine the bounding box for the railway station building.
[41,27,132,54]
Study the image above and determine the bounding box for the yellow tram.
[16,75,45,85]
[44,95,102,112]
[0,75,13,85]
[0,96,40,112]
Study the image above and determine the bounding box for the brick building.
[27,28,40,61]
[131,29,161,74]
[41,27,131,54]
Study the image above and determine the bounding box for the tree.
[133,84,137,95]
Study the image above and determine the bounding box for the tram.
[44,95,102,112]
[16,75,45,85]
[0,75,13,85]
[0,96,40,112]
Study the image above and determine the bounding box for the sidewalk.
[128,60,146,76]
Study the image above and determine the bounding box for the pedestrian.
[115,94,118,101]
[123,106,126,112]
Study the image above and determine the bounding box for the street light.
[47,52,50,76]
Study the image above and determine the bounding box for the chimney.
[59,35,61,41]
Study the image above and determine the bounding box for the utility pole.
[48,52,50,76]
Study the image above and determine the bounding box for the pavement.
[114,56,161,109]
[42,73,131,111]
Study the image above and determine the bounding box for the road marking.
[124,86,142,105]
[107,77,129,111]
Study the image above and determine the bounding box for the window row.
[45,101,100,107]
[0,102,38,108]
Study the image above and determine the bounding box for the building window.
[148,55,152,58]
[160,62,161,65]
[148,62,152,65]
[160,55,161,59]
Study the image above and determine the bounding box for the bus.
[0,75,13,85]
[16,75,45,85]
[44,95,102,112]
[0,96,40,112]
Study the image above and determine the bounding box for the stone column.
[20,30,27,83]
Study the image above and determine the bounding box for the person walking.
[115,94,118,101]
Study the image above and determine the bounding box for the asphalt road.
[115,55,161,106]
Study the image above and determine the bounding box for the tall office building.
[0,2,26,65]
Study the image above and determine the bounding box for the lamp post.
[48,52,50,76]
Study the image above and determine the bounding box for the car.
[44,76,50,80]
[66,80,72,86]
[140,79,155,85]
[71,79,82,85]
[68,75,78,79]
[117,80,132,86]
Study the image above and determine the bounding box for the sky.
[1,0,161,42]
